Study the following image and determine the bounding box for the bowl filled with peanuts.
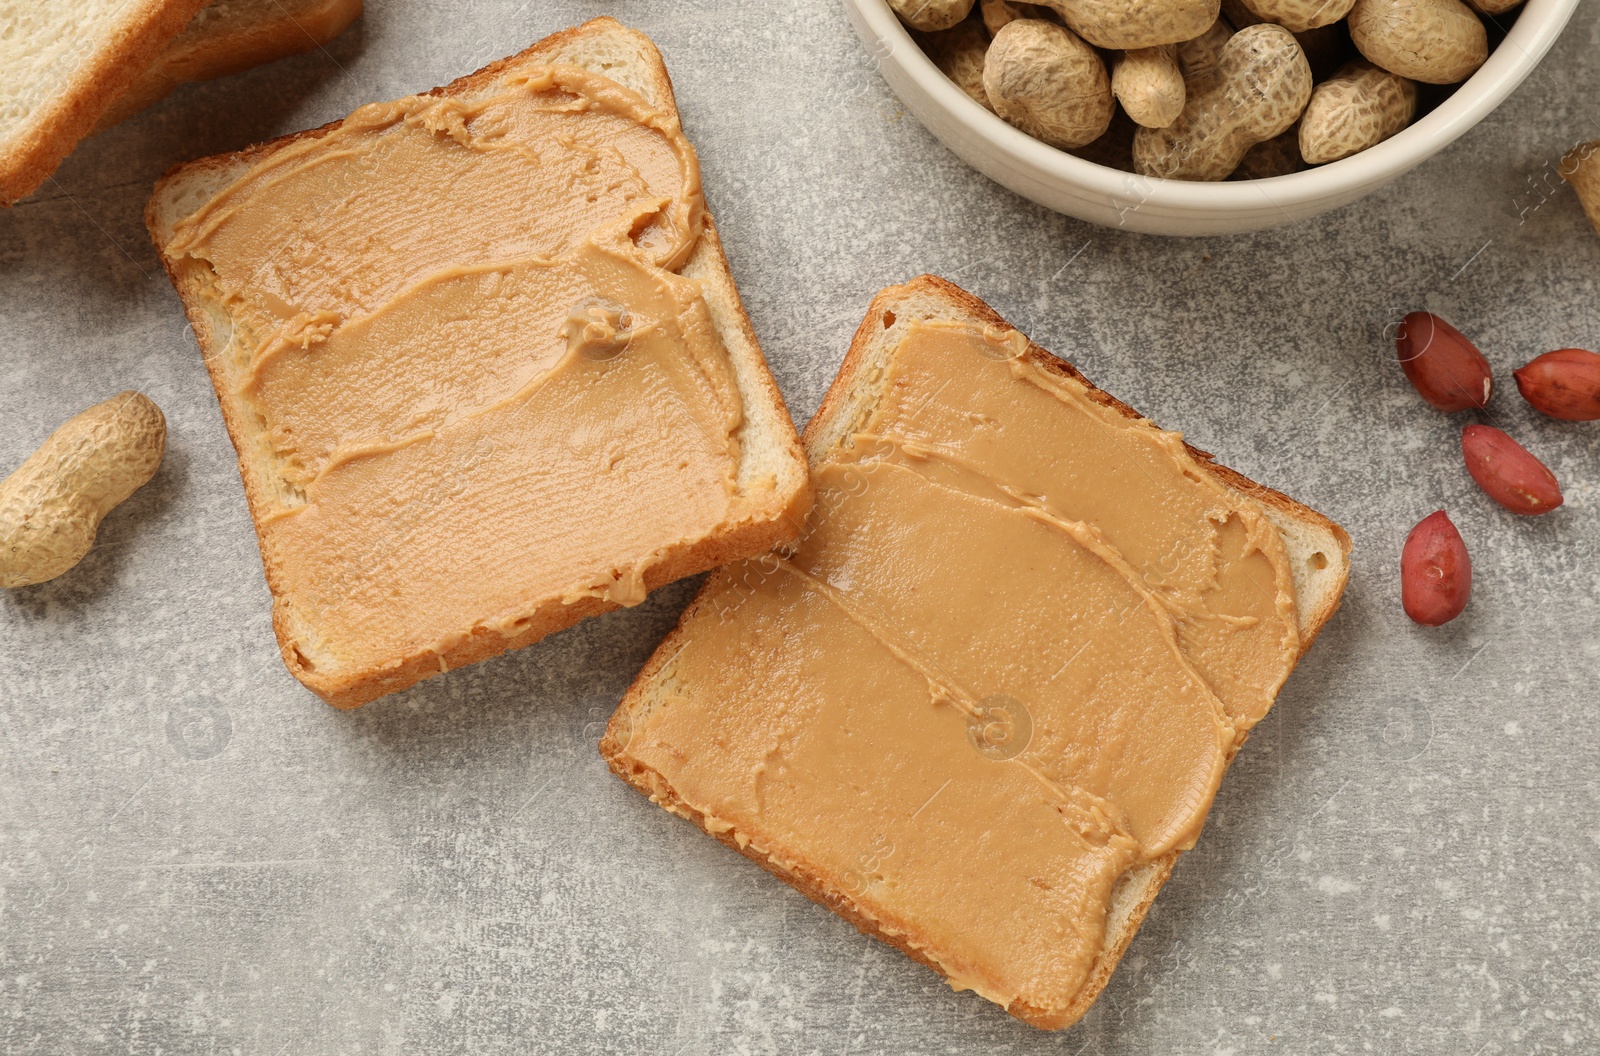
[845,0,1579,235]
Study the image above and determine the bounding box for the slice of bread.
[146,17,811,708]
[603,275,1352,1029]
[95,0,363,132]
[0,0,213,205]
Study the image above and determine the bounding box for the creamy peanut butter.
[165,65,747,681]
[620,320,1301,1018]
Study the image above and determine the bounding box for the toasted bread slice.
[603,276,1352,1029]
[0,0,213,204]
[147,17,811,708]
[95,0,363,132]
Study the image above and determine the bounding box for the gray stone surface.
[3,2,1598,1052]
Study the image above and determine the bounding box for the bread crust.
[146,17,672,208]
[1,0,214,205]
[95,0,364,131]
[146,18,811,708]
[603,275,1352,1030]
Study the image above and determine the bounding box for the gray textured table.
[4,3,1598,1053]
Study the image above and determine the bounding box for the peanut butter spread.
[621,321,1301,1016]
[165,66,747,675]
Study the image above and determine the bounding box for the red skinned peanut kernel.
[1395,312,1493,412]
[1461,425,1563,516]
[1513,348,1600,421]
[1401,510,1471,626]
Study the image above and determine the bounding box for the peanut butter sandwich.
[603,276,1350,1030]
[147,19,810,707]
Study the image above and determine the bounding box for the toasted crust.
[145,18,811,708]
[145,17,679,216]
[1,0,213,205]
[603,275,1352,1030]
[94,0,364,132]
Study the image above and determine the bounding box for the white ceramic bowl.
[844,0,1580,236]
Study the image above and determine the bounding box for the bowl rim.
[852,0,1582,212]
